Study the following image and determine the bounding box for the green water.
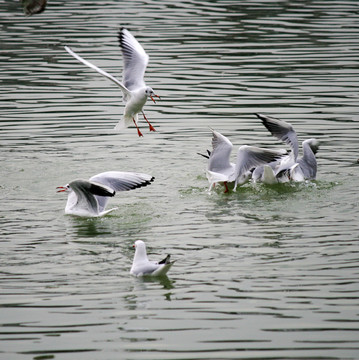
[1,0,359,359]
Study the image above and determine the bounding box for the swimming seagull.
[130,240,174,277]
[205,129,286,192]
[57,171,154,217]
[255,113,319,182]
[64,27,160,137]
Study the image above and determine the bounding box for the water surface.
[1,0,359,359]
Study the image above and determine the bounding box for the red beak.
[56,186,67,193]
[150,94,161,103]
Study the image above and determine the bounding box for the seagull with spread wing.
[255,113,319,182]
[57,171,154,217]
[64,28,159,136]
[205,129,286,192]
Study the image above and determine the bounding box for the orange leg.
[133,118,143,137]
[142,111,156,132]
[224,182,229,193]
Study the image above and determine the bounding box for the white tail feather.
[114,114,136,131]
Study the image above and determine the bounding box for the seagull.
[252,163,279,184]
[57,171,154,217]
[255,113,319,182]
[130,240,174,277]
[64,27,160,137]
[205,129,286,192]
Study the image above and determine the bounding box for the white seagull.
[57,171,154,217]
[255,113,319,182]
[252,163,279,184]
[204,129,286,192]
[130,240,174,277]
[64,27,160,137]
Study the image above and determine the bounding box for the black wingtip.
[255,113,274,132]
[118,27,129,46]
[159,254,171,265]
[254,113,269,130]
[133,176,155,190]
[89,183,116,197]
[118,28,123,46]
[147,176,155,186]
[197,152,209,159]
[254,113,265,122]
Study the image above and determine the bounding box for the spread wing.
[118,28,149,91]
[64,46,130,96]
[208,129,234,173]
[89,171,154,212]
[235,145,286,179]
[255,113,299,160]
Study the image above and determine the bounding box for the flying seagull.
[64,28,160,136]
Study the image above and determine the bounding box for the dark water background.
[1,0,359,359]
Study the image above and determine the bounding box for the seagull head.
[145,86,160,103]
[133,239,145,250]
[133,240,148,261]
